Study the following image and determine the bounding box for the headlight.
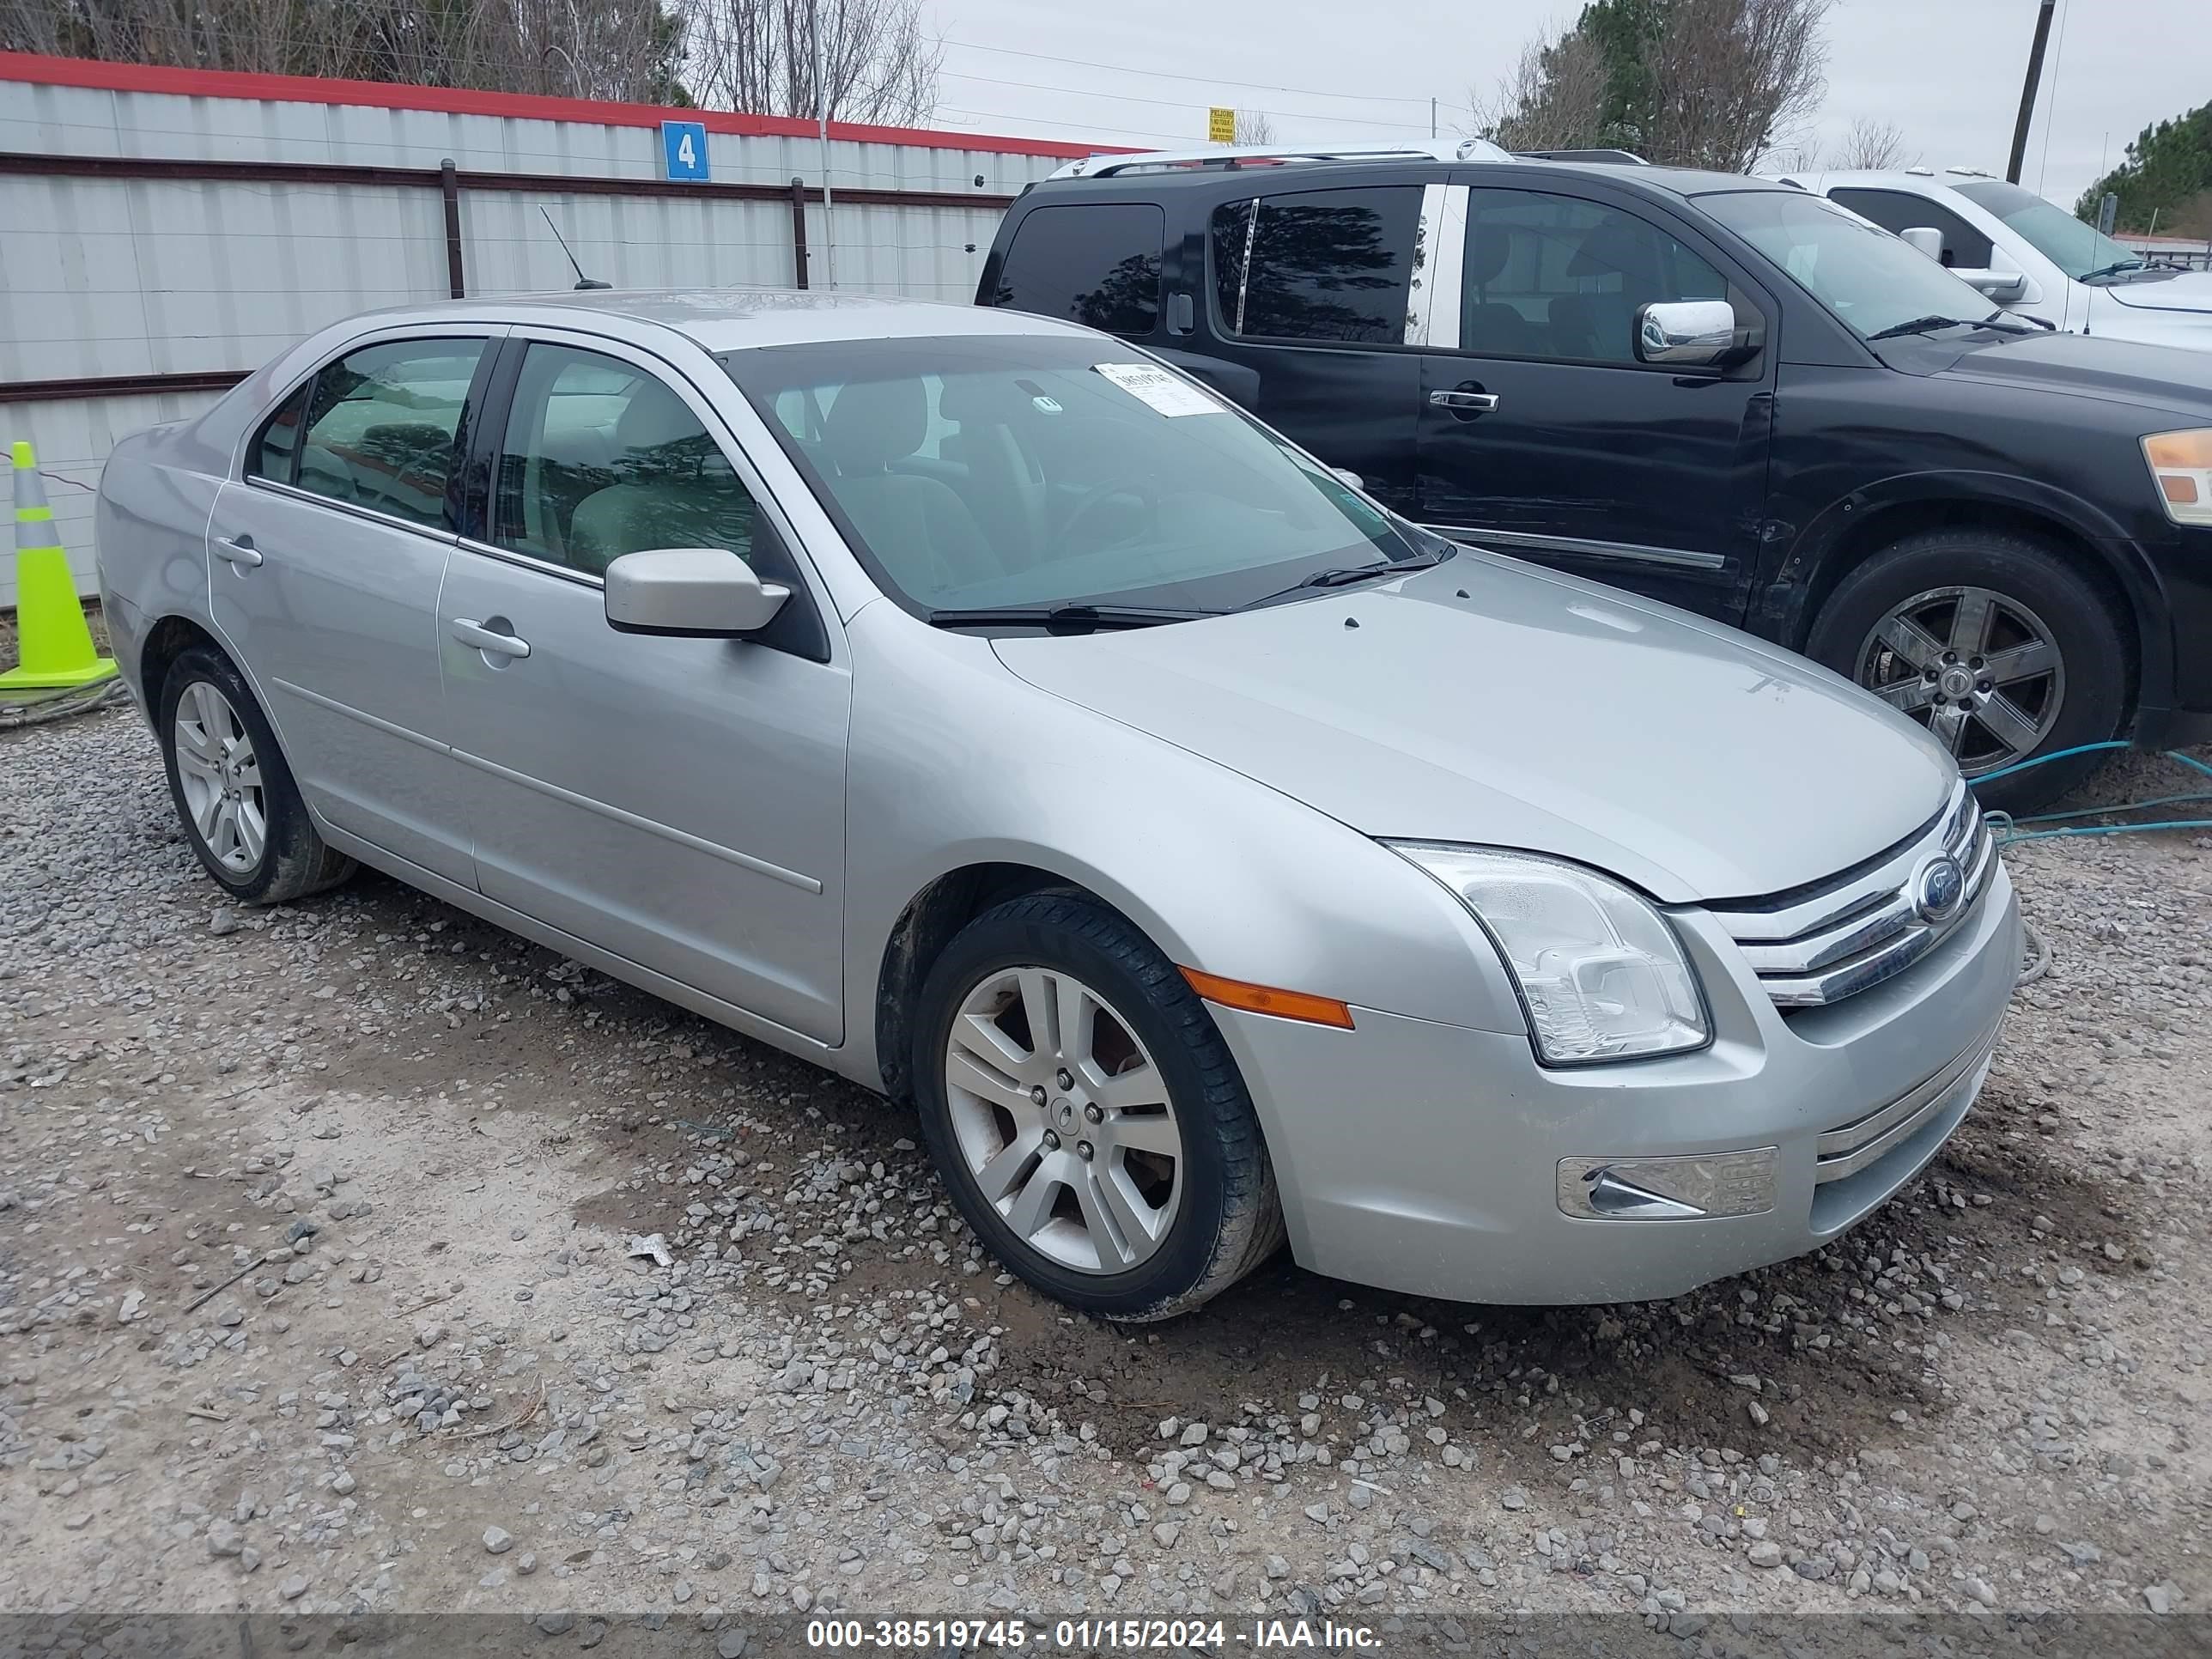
[2143,428,2212,526]
[1387,843,1709,1065]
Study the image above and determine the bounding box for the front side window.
[1700,190,2004,342]
[724,335,1420,617]
[1459,189,1729,363]
[1826,189,1994,269]
[1212,186,1422,343]
[492,343,755,577]
[248,383,309,483]
[989,204,1165,337]
[290,338,484,530]
[1952,178,2143,281]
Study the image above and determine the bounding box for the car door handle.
[1429,389,1501,412]
[213,534,263,568]
[451,618,531,659]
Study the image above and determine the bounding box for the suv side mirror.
[604,548,790,638]
[1954,267,2028,302]
[1900,226,1945,261]
[1634,300,1743,368]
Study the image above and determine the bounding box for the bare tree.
[1473,0,1829,172]
[1468,21,1607,152]
[1827,115,1916,170]
[677,0,941,125]
[1233,109,1275,145]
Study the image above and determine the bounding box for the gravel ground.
[1,704,2207,1633]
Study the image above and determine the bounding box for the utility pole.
[812,0,837,289]
[2005,0,2057,185]
[1430,97,1437,140]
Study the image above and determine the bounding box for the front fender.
[836,605,1528,1093]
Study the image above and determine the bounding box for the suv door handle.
[214,534,263,568]
[1429,389,1501,412]
[451,618,531,659]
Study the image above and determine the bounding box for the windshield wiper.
[926,603,1215,631]
[1237,551,1451,611]
[2078,259,2148,283]
[1867,314,1985,341]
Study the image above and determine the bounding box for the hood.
[993,555,1956,904]
[1934,329,2212,418]
[2102,269,2212,316]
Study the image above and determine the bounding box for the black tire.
[156,644,356,905]
[912,892,1285,1322]
[1805,528,2129,815]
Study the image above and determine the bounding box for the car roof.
[1022,156,1796,203]
[337,289,1085,354]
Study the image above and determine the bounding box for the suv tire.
[157,644,357,905]
[912,892,1284,1321]
[1806,528,2127,814]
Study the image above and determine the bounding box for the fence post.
[441,159,466,299]
[790,177,811,290]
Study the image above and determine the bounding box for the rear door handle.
[214,534,263,568]
[451,618,531,659]
[1429,389,1501,412]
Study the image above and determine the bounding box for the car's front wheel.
[912,892,1284,1321]
[157,644,356,905]
[1805,527,2128,814]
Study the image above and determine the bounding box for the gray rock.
[483,1525,515,1554]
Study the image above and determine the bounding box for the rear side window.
[1212,186,1421,343]
[1827,189,1994,269]
[989,204,1164,336]
[291,338,486,531]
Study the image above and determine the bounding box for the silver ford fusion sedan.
[95,292,2020,1320]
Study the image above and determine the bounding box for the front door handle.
[214,534,263,568]
[1429,388,1502,413]
[451,617,531,659]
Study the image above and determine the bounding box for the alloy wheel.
[1855,585,2065,775]
[173,680,268,874]
[943,966,1183,1275]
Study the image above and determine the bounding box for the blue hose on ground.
[1968,742,2212,844]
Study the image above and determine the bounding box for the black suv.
[978,148,2212,810]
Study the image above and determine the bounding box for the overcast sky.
[926,0,2202,213]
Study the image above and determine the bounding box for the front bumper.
[1211,861,2021,1305]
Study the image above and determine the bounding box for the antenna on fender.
[540,207,611,290]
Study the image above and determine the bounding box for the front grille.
[1707,782,1997,1009]
[1814,1018,2001,1184]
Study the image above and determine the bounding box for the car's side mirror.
[1634,300,1745,368]
[604,548,789,638]
[1954,267,2028,302]
[1900,226,1944,261]
[1329,467,1364,490]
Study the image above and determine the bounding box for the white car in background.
[1773,167,2212,349]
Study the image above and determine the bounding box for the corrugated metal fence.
[0,53,1097,603]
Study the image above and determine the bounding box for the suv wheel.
[1806,528,2127,813]
[157,644,357,904]
[912,892,1284,1321]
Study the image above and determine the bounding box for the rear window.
[1212,186,1422,343]
[988,204,1164,337]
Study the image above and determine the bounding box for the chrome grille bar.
[1708,782,1998,1009]
[1814,1017,2002,1184]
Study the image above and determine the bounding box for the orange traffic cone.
[3,441,117,694]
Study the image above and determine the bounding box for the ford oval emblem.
[1913,854,1966,925]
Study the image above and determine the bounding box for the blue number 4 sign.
[660,120,708,181]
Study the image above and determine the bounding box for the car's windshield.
[1700,189,2008,341]
[720,335,1417,619]
[1951,178,2143,281]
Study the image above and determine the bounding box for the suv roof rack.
[1511,148,1649,165]
[1048,137,1512,180]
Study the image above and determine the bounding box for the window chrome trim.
[243,476,462,546]
[1404,183,1450,347]
[1423,523,1728,571]
[452,535,604,590]
[1427,185,1468,350]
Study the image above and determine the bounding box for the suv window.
[493,343,756,578]
[1212,186,1421,343]
[1827,189,1994,269]
[1460,190,1728,364]
[991,204,1164,336]
[289,338,483,530]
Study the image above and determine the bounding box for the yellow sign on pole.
[1208,106,1236,144]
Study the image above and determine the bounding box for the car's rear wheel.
[912,892,1284,1321]
[157,644,356,905]
[1805,528,2128,814]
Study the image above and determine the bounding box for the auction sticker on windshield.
[1094,362,1225,416]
